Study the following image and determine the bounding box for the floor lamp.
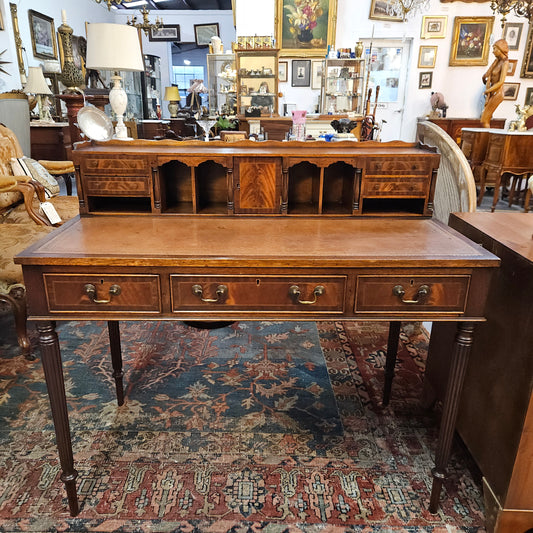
[86,23,143,139]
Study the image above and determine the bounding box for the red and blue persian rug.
[0,316,486,532]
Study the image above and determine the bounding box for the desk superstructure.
[16,213,498,517]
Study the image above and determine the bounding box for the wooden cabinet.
[30,123,71,160]
[236,49,279,116]
[425,212,533,533]
[426,117,505,145]
[72,139,440,218]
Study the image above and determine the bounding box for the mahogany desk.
[16,215,498,517]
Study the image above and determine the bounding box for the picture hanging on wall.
[369,0,403,22]
[28,9,57,60]
[149,24,181,42]
[279,61,288,82]
[311,60,323,89]
[502,82,520,100]
[521,24,533,78]
[276,0,337,57]
[507,59,517,76]
[194,23,219,47]
[418,46,437,68]
[502,22,523,51]
[420,16,447,39]
[449,17,494,67]
[419,71,433,89]
[525,87,533,106]
[291,59,311,87]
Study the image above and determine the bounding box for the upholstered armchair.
[0,124,79,359]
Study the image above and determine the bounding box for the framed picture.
[502,82,520,101]
[276,0,337,57]
[503,22,523,51]
[369,0,403,22]
[0,7,4,31]
[291,59,311,87]
[194,23,219,47]
[279,61,288,82]
[449,17,494,67]
[148,24,180,42]
[419,71,433,89]
[28,10,57,60]
[418,46,437,68]
[421,16,447,39]
[311,60,323,89]
[507,59,517,76]
[521,24,533,78]
[525,87,533,106]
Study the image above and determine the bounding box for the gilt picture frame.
[502,82,520,100]
[525,87,533,106]
[421,16,447,39]
[507,59,517,76]
[279,61,288,82]
[28,9,57,60]
[369,0,403,22]
[418,46,437,68]
[276,0,337,57]
[449,16,494,67]
[521,24,533,78]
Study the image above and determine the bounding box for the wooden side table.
[30,122,70,161]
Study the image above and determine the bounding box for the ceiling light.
[184,59,191,65]
[490,0,533,25]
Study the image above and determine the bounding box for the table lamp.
[164,86,181,118]
[86,23,143,139]
[24,66,54,123]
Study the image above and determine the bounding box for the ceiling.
[117,0,232,9]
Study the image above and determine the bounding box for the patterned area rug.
[0,314,486,532]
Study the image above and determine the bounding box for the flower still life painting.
[276,0,337,57]
[449,17,493,66]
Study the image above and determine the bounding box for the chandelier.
[386,0,430,20]
[94,0,132,10]
[127,6,163,36]
[490,0,533,25]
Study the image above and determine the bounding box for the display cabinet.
[236,49,279,116]
[207,53,236,115]
[321,58,365,114]
[142,54,161,120]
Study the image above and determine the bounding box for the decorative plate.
[77,105,113,141]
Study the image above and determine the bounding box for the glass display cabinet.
[321,58,365,114]
[142,54,161,119]
[207,53,236,115]
[236,49,279,116]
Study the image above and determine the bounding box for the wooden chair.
[220,130,248,142]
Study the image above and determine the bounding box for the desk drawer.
[355,275,470,313]
[364,157,430,176]
[80,157,148,175]
[43,274,161,313]
[171,275,346,313]
[361,176,428,197]
[84,176,152,196]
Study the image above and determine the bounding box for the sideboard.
[426,117,505,145]
[71,139,440,217]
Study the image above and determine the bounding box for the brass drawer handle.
[192,284,228,303]
[289,285,325,305]
[392,284,430,304]
[84,283,121,304]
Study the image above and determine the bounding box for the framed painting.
[502,82,520,101]
[369,0,403,22]
[149,24,181,42]
[276,0,337,57]
[449,17,494,67]
[418,46,437,68]
[526,87,533,106]
[291,59,311,87]
[507,59,517,76]
[311,60,323,89]
[194,23,219,47]
[521,24,533,78]
[421,16,447,39]
[419,71,433,89]
[28,9,57,60]
[503,22,523,51]
[279,61,288,82]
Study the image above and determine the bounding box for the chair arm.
[38,160,75,175]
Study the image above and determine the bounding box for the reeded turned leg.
[429,321,474,513]
[383,321,401,406]
[108,321,124,406]
[37,321,79,517]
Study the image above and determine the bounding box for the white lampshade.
[23,66,53,95]
[86,23,143,72]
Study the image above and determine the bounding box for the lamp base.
[109,74,130,140]
[168,101,179,118]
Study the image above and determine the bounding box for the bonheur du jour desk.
[15,215,498,517]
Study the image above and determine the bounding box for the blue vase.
[298,28,313,43]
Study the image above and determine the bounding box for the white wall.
[236,0,533,141]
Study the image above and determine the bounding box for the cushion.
[10,157,60,197]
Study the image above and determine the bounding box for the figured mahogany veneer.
[71,139,440,217]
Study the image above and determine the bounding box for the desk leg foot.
[108,321,124,406]
[37,321,79,517]
[383,321,401,406]
[429,321,474,514]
